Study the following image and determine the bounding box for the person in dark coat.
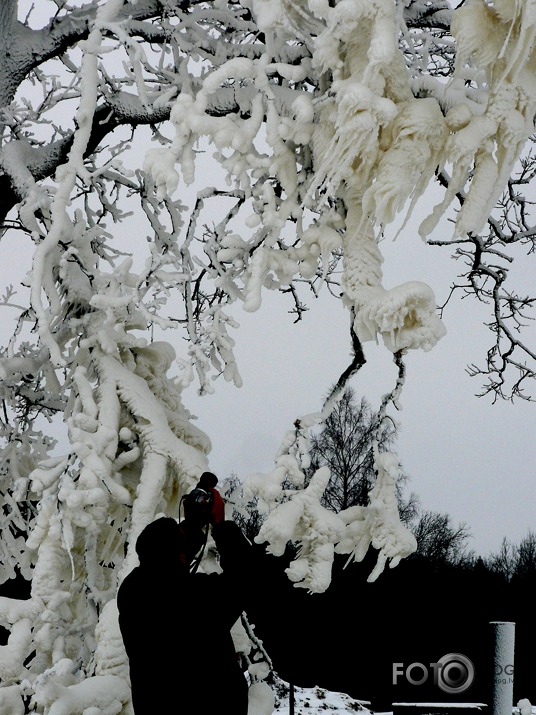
[117,516,252,715]
[182,471,225,528]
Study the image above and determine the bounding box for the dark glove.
[212,521,251,571]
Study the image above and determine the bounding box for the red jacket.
[209,487,225,525]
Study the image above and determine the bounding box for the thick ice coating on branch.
[306,0,448,353]
[305,0,536,353]
[361,98,449,228]
[341,204,446,351]
[421,0,536,238]
[32,673,131,715]
[351,282,447,352]
[254,467,345,592]
[336,451,417,582]
[249,447,417,589]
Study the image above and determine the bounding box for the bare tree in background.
[488,530,536,582]
[487,536,519,581]
[513,530,536,581]
[307,387,418,518]
[309,389,388,511]
[409,509,472,565]
[226,388,418,538]
[222,473,266,543]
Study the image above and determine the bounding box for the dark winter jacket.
[183,472,226,527]
[117,517,252,715]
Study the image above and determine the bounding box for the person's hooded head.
[135,517,189,572]
[198,471,218,489]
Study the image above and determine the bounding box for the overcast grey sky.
[186,207,535,558]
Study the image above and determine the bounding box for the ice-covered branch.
[402,0,452,31]
[335,450,417,582]
[430,145,536,400]
[253,467,345,593]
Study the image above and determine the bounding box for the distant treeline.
[244,537,536,710]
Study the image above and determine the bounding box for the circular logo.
[437,653,475,694]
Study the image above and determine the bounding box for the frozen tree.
[0,0,535,712]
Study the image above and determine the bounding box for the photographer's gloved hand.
[212,521,252,572]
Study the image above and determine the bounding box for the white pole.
[491,621,515,715]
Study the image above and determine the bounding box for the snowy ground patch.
[271,679,371,714]
[270,680,535,715]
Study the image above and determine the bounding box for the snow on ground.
[270,681,535,715]
[272,680,371,714]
